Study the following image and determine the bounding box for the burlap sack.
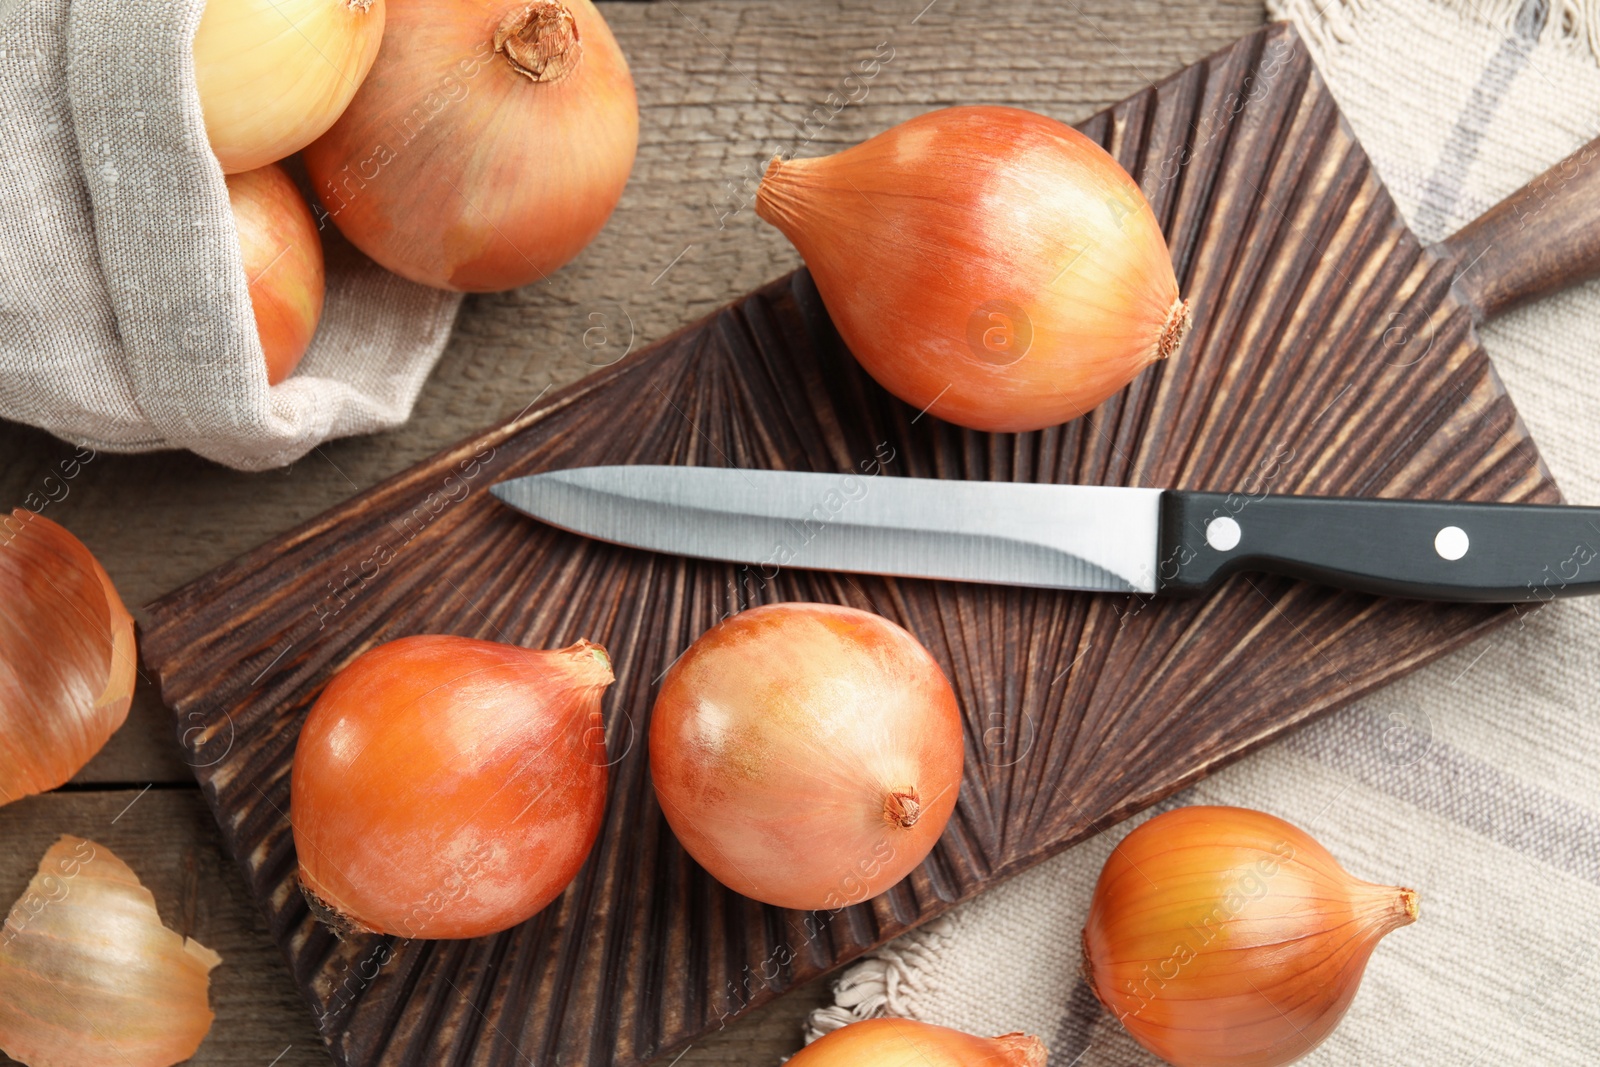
[0,0,461,471]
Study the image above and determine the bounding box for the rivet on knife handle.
[1158,491,1600,602]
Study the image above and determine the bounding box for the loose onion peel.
[0,836,221,1067]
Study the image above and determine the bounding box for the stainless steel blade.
[490,466,1163,593]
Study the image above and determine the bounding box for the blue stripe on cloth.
[1411,0,1549,240]
[1284,704,1600,886]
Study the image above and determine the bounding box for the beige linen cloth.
[806,0,1600,1062]
[0,0,460,471]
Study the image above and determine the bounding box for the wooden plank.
[133,20,1563,1067]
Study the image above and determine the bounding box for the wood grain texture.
[134,22,1560,1067]
[1441,134,1600,323]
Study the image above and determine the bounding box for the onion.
[791,1019,1047,1067]
[1082,806,1417,1066]
[0,510,135,808]
[756,106,1188,433]
[226,163,326,385]
[649,603,964,911]
[291,635,614,939]
[302,0,638,292]
[194,0,386,174]
[0,836,221,1067]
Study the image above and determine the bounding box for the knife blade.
[490,466,1600,603]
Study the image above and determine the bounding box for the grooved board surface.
[140,22,1557,1067]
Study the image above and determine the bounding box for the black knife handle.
[1158,491,1600,602]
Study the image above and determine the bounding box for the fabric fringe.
[1269,0,1600,64]
[801,915,961,1044]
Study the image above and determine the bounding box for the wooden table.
[0,0,1263,1061]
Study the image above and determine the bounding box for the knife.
[490,466,1600,603]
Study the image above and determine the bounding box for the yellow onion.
[649,603,964,911]
[303,0,638,291]
[194,0,386,173]
[292,635,614,939]
[0,511,135,808]
[1082,806,1417,1067]
[790,1019,1047,1067]
[756,106,1188,433]
[0,836,222,1067]
[227,163,326,385]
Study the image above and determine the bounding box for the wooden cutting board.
[141,20,1595,1067]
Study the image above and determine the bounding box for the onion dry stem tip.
[582,642,612,672]
[1394,886,1420,925]
[1158,298,1191,361]
[753,158,795,223]
[994,1033,1049,1067]
[562,639,615,686]
[496,1,582,82]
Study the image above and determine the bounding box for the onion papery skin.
[1082,806,1418,1067]
[790,1019,1047,1067]
[227,163,326,385]
[291,635,614,939]
[0,511,135,808]
[302,0,638,292]
[756,106,1187,433]
[649,603,964,911]
[0,836,222,1067]
[195,0,386,174]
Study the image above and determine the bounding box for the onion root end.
[495,1,582,83]
[299,880,371,941]
[884,788,921,829]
